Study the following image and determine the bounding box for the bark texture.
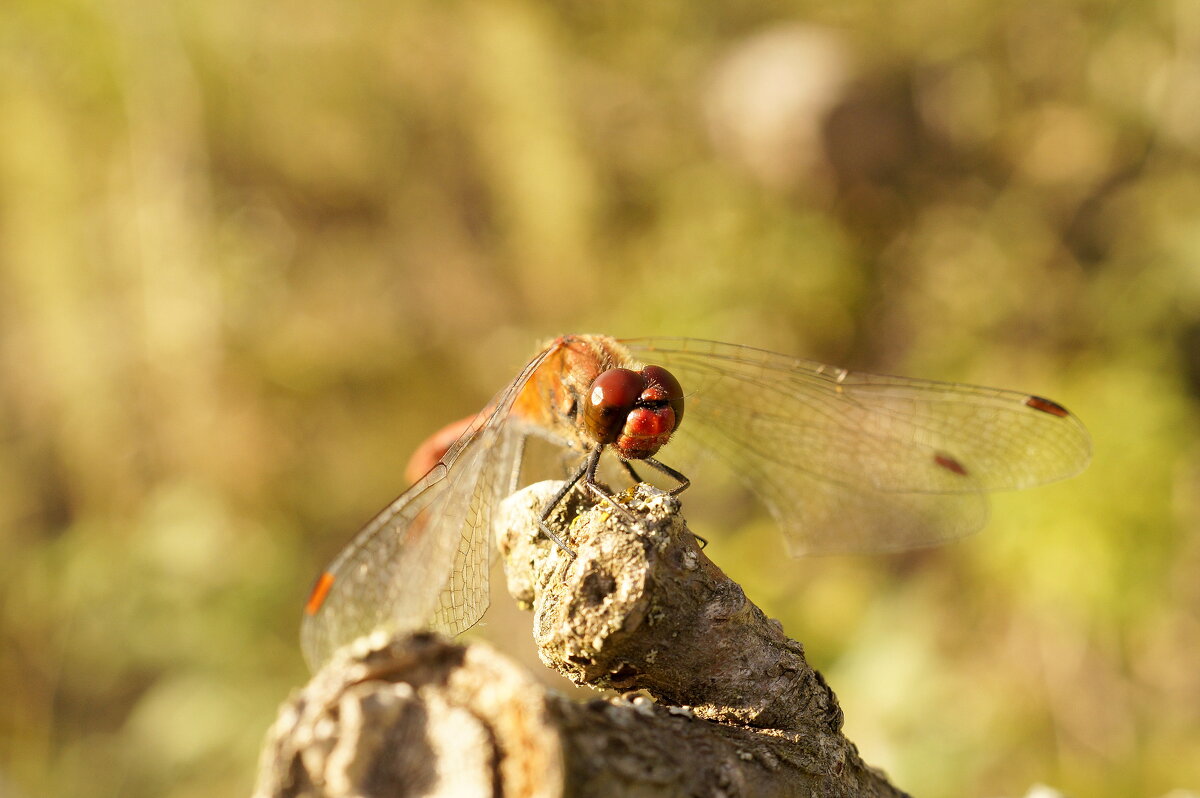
[254,481,910,798]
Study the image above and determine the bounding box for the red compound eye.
[584,368,644,444]
[640,365,684,431]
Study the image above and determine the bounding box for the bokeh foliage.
[1,0,1198,796]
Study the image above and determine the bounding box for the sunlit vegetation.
[1,1,1198,796]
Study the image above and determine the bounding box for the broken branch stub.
[252,633,565,798]
[254,481,909,797]
[495,480,903,793]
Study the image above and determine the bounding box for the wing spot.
[1025,395,1070,418]
[305,572,336,616]
[934,452,969,477]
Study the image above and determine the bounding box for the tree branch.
[254,481,910,797]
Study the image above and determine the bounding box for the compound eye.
[641,365,684,430]
[583,368,644,444]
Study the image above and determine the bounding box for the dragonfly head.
[583,365,685,460]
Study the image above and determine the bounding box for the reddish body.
[405,335,678,482]
[300,334,1092,671]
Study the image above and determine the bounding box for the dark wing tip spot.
[934,452,970,477]
[1025,395,1070,418]
[304,572,336,616]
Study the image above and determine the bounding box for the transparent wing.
[623,337,1092,555]
[300,346,554,671]
[427,420,523,635]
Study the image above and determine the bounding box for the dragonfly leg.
[538,445,649,556]
[634,456,704,546]
[536,455,590,558]
[641,456,691,496]
[583,445,639,523]
[619,459,642,486]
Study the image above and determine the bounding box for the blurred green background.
[2,0,1199,796]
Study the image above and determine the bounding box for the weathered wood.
[253,481,909,797]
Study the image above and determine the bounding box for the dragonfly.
[300,335,1092,670]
